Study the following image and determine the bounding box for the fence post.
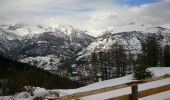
[131,84,138,100]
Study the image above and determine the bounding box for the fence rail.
[107,84,170,100]
[49,75,170,100]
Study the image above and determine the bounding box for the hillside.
[0,55,83,95]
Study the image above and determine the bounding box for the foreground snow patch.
[0,87,59,100]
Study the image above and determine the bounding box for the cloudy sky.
[0,0,170,32]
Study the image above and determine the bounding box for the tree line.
[75,34,170,83]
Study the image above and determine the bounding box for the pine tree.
[163,45,170,67]
[134,34,160,80]
[140,34,161,67]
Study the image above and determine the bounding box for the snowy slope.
[57,67,170,100]
[1,67,170,100]
[20,55,61,71]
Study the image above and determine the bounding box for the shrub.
[133,69,153,80]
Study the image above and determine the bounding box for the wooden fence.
[49,75,170,100]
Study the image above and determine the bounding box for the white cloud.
[0,0,170,36]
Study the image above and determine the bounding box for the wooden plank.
[107,84,170,100]
[107,94,131,100]
[51,75,170,100]
[138,84,170,98]
[52,83,131,100]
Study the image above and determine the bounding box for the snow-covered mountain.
[0,23,170,75]
[77,23,170,60]
[0,24,95,72]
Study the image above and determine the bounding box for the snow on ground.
[148,67,170,77]
[57,67,170,100]
[77,77,170,100]
[0,67,170,100]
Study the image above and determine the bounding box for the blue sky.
[113,0,160,6]
[0,0,170,36]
